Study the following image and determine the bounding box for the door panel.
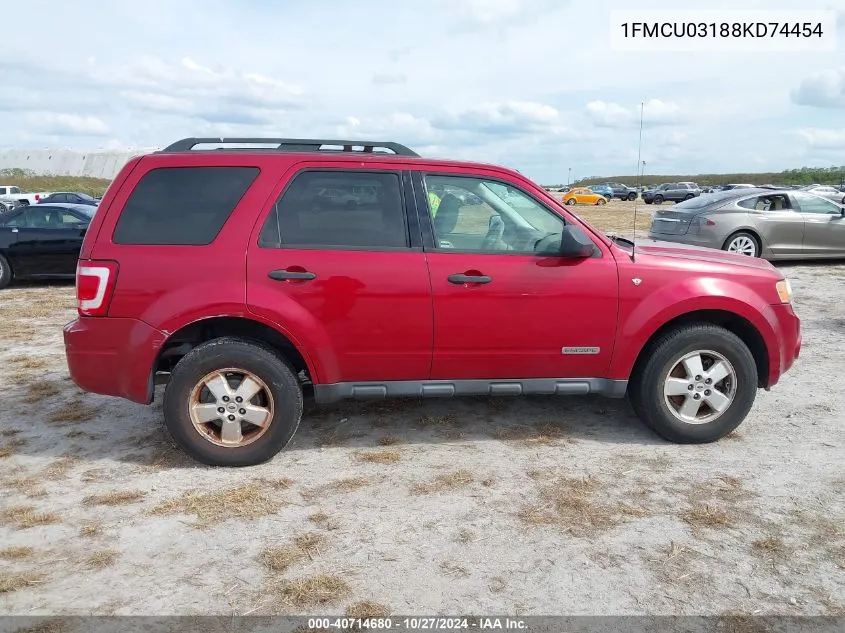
[426,253,619,379]
[247,166,433,384]
[790,192,845,256]
[413,171,619,380]
[749,210,804,256]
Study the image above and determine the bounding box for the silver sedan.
[802,185,845,205]
[646,188,845,260]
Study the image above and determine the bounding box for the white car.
[802,184,845,205]
[0,185,53,207]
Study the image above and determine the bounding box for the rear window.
[112,166,259,245]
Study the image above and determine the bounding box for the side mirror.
[535,225,595,258]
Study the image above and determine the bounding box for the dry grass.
[0,428,22,437]
[260,477,295,490]
[0,570,46,594]
[329,477,372,493]
[269,574,350,607]
[518,476,645,535]
[262,532,327,572]
[309,512,339,531]
[151,484,281,526]
[6,618,67,633]
[418,413,456,427]
[9,355,49,370]
[574,200,655,235]
[80,522,103,537]
[3,474,44,496]
[456,529,475,543]
[47,399,99,424]
[681,505,733,528]
[0,546,36,559]
[412,469,474,494]
[0,437,26,458]
[493,422,570,445]
[439,561,470,578]
[1,505,60,529]
[23,381,62,404]
[353,449,402,464]
[83,549,119,569]
[752,536,786,556]
[378,435,402,446]
[43,456,79,479]
[345,601,391,619]
[83,490,146,507]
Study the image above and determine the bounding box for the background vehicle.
[642,183,701,204]
[647,187,845,259]
[0,184,53,206]
[588,184,615,200]
[39,191,101,206]
[593,182,638,201]
[63,137,800,467]
[800,184,845,204]
[563,187,607,205]
[0,203,94,289]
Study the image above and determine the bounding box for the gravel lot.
[1,202,843,617]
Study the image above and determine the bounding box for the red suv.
[63,138,801,467]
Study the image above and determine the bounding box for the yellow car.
[562,187,608,206]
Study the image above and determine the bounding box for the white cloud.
[797,127,845,149]
[586,99,683,128]
[120,91,194,113]
[792,68,845,108]
[25,113,109,136]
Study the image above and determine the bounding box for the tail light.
[34,194,40,201]
[705,218,716,226]
[76,260,119,317]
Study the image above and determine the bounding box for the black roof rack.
[160,137,419,157]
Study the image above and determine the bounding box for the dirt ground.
[1,201,843,617]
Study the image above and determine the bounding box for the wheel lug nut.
[222,396,230,402]
[217,407,225,414]
[705,378,712,385]
[239,409,246,415]
[228,415,236,421]
[704,390,711,396]
[693,393,701,400]
[688,385,694,391]
[695,375,702,381]
[235,397,243,403]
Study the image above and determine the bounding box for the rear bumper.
[63,317,167,405]
[767,303,801,388]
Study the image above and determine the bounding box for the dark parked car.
[597,182,638,201]
[642,183,701,204]
[0,203,95,288]
[647,188,845,259]
[39,192,101,206]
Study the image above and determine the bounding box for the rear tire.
[162,337,303,467]
[723,231,760,257]
[627,192,637,201]
[629,324,758,443]
[565,198,576,205]
[596,198,606,205]
[0,254,12,289]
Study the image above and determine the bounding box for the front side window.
[259,170,408,249]
[791,191,841,214]
[423,174,565,253]
[737,194,791,211]
[113,166,259,245]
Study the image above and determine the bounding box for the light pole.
[568,167,571,187]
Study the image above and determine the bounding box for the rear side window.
[112,166,259,245]
[258,170,408,249]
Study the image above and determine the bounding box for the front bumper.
[63,317,167,405]
[767,303,801,387]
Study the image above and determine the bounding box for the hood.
[632,239,778,272]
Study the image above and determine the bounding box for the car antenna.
[631,100,644,262]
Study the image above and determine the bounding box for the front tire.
[653,195,664,204]
[565,198,576,205]
[627,192,637,201]
[629,324,758,443]
[0,253,12,289]
[596,197,606,205]
[163,337,303,467]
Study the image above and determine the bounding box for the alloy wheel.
[663,350,737,425]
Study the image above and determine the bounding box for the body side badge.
[632,278,642,285]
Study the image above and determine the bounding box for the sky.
[1,0,844,183]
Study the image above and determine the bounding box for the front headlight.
[776,279,793,304]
